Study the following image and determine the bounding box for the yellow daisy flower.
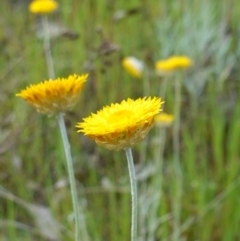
[155,55,192,75]
[168,56,193,69]
[122,57,144,78]
[16,74,88,115]
[154,113,174,127]
[155,59,176,73]
[76,97,163,150]
[29,0,58,14]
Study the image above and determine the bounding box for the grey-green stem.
[125,147,138,241]
[57,113,89,241]
[41,15,89,241]
[41,16,55,79]
[172,76,183,241]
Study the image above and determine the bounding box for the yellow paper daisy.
[16,74,88,115]
[155,55,192,75]
[155,59,176,72]
[76,97,163,150]
[122,57,144,78]
[154,113,174,127]
[167,56,193,69]
[29,0,58,14]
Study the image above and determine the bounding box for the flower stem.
[40,13,88,241]
[140,66,150,163]
[146,127,166,237]
[172,76,183,241]
[159,76,168,100]
[57,113,89,241]
[125,147,138,241]
[41,15,55,79]
[143,65,150,96]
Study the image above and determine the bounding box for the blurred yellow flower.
[122,57,144,78]
[155,59,176,73]
[76,97,163,150]
[168,56,193,68]
[29,0,58,14]
[154,113,174,127]
[155,55,192,75]
[16,74,88,115]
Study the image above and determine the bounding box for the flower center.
[107,110,133,124]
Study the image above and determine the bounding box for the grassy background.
[1,0,240,240]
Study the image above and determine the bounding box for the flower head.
[155,55,192,75]
[29,0,58,14]
[154,113,174,127]
[76,97,163,150]
[122,57,144,78]
[16,74,88,115]
[168,56,192,69]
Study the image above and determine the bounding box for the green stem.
[143,65,150,96]
[159,76,168,100]
[125,147,138,241]
[154,128,166,188]
[41,15,89,241]
[172,76,183,241]
[57,113,89,241]
[40,15,55,170]
[148,128,166,236]
[173,76,182,179]
[41,15,55,79]
[140,66,150,163]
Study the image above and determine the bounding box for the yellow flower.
[155,59,176,73]
[155,55,192,75]
[154,113,174,127]
[76,97,163,150]
[16,74,88,115]
[168,56,193,68]
[29,0,58,14]
[122,57,144,78]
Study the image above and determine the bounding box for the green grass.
[1,0,240,240]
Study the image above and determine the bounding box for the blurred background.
[1,0,240,240]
